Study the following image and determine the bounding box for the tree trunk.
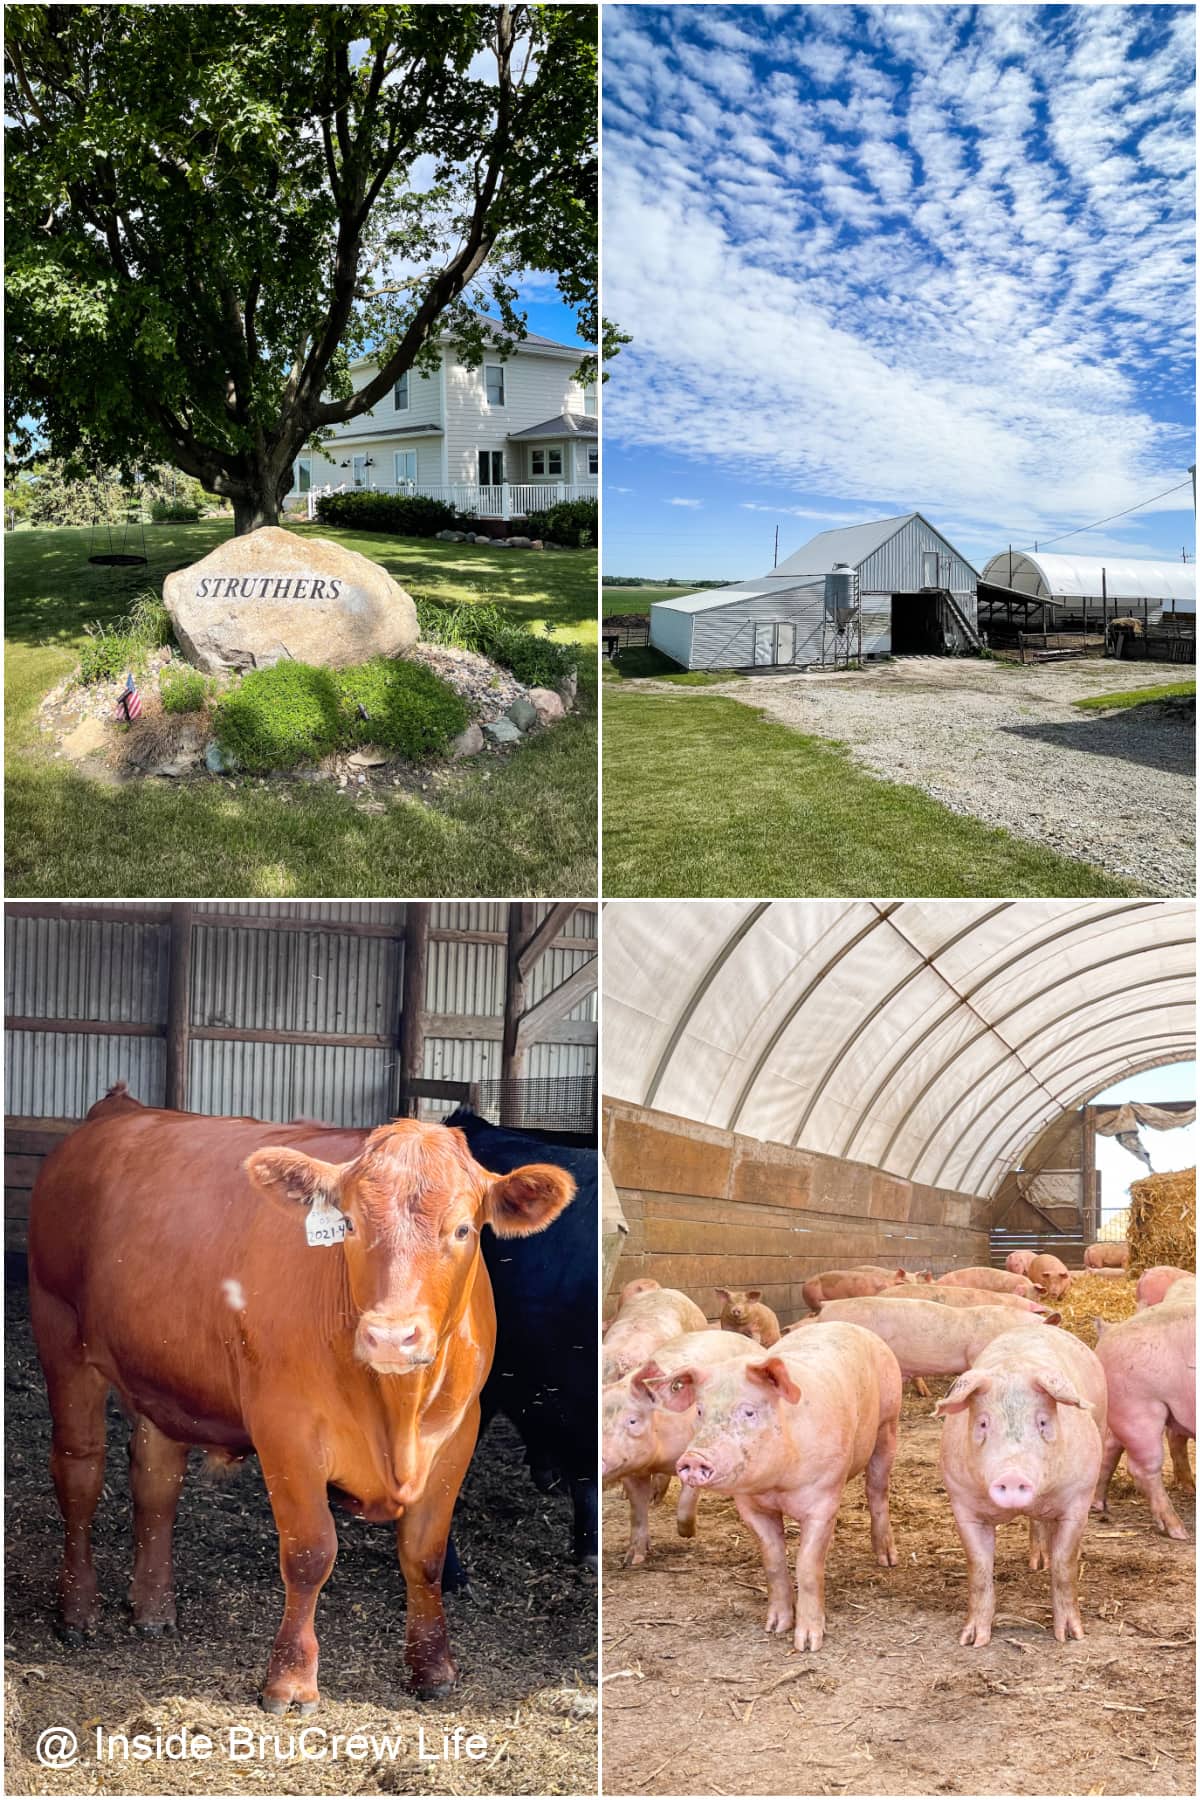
[231,492,281,536]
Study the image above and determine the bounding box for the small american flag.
[117,673,142,722]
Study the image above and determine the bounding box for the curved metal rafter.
[644,901,773,1110]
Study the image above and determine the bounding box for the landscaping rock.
[347,748,389,768]
[527,686,565,725]
[450,723,485,759]
[531,540,544,551]
[507,535,532,549]
[61,717,110,763]
[164,526,418,674]
[484,717,522,746]
[506,696,538,731]
[557,671,579,710]
[205,741,231,774]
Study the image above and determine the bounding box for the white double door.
[753,621,797,665]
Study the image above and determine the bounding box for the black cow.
[441,1107,596,1585]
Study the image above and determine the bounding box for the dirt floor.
[4,1281,596,1797]
[601,1385,1195,1797]
[643,657,1194,895]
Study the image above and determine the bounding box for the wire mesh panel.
[468,1073,597,1136]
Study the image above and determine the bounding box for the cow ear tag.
[305,1194,349,1247]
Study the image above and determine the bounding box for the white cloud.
[667,496,704,508]
[603,3,1196,546]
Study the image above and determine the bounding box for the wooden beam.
[516,960,598,1051]
[397,903,430,1117]
[5,1017,163,1038]
[164,902,193,1112]
[425,1013,596,1045]
[188,1026,393,1049]
[517,904,577,977]
[4,902,170,926]
[501,903,533,1123]
[192,911,403,940]
[397,1077,474,1103]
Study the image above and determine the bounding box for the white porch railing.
[304,480,595,522]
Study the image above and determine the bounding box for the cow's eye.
[454,1221,472,1242]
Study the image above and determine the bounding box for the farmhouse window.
[485,364,506,406]
[393,372,409,411]
[352,454,368,488]
[478,450,504,487]
[532,448,563,477]
[587,444,599,477]
[394,450,418,488]
[583,387,598,416]
[296,456,312,494]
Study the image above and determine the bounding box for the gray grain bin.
[824,563,857,623]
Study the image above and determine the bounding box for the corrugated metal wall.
[648,603,695,667]
[860,514,978,618]
[688,584,892,669]
[6,904,597,1130]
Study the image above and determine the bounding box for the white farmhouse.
[291,322,597,522]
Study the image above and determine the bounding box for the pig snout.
[676,1450,718,1487]
[988,1468,1037,1509]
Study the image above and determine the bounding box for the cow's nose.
[357,1316,435,1368]
[676,1452,715,1487]
[988,1475,1035,1509]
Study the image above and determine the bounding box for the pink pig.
[936,1328,1106,1647]
[796,1296,1060,1380]
[618,1277,661,1305]
[1135,1266,1194,1310]
[654,1323,902,1652]
[602,1330,753,1566]
[881,1283,1052,1317]
[1092,1294,1196,1538]
[602,1286,707,1385]
[1005,1250,1035,1276]
[1027,1253,1071,1301]
[715,1287,781,1346]
[1084,1241,1129,1271]
[937,1267,1038,1299]
[801,1267,912,1311]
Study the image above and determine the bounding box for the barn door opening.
[890,593,944,654]
[775,622,796,663]
[753,622,774,665]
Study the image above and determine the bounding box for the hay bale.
[1127,1167,1195,1278]
[1054,1272,1137,1349]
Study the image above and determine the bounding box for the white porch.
[305,479,595,521]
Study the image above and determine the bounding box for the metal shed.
[649,511,982,671]
[4,901,597,1254]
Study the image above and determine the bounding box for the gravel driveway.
[691,657,1194,895]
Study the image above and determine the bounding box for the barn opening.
[888,591,945,654]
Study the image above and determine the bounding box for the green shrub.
[214,662,343,772]
[314,490,465,537]
[334,659,469,759]
[160,666,210,713]
[77,593,173,684]
[523,497,597,548]
[150,498,201,523]
[414,598,578,689]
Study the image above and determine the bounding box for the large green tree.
[6,4,596,533]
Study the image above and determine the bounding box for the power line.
[1019,478,1193,552]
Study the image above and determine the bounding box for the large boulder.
[163,526,418,674]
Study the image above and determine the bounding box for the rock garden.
[37,527,580,798]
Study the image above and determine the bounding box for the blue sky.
[1092,1063,1195,1223]
[602,4,1196,579]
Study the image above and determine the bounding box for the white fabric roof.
[981,550,1196,605]
[603,901,1195,1199]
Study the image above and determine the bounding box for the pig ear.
[641,1365,703,1413]
[486,1163,575,1237]
[714,1287,731,1302]
[747,1356,802,1405]
[629,1360,663,1401]
[1033,1373,1093,1412]
[1042,1312,1063,1327]
[745,1289,763,1303]
[246,1147,347,1213]
[895,1268,908,1280]
[934,1370,992,1415]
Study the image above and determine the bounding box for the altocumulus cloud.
[603,3,1195,541]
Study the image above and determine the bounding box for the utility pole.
[773,524,779,569]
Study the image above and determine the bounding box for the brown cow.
[29,1091,574,1712]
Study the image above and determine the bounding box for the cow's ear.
[747,1356,802,1405]
[935,1370,992,1415]
[486,1163,575,1237]
[246,1147,346,1212]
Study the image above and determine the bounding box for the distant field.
[601,584,703,610]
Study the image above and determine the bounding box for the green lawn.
[603,644,741,685]
[602,689,1136,898]
[6,522,597,897]
[1072,680,1195,712]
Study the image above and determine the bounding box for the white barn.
[649,511,981,672]
[979,550,1195,626]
